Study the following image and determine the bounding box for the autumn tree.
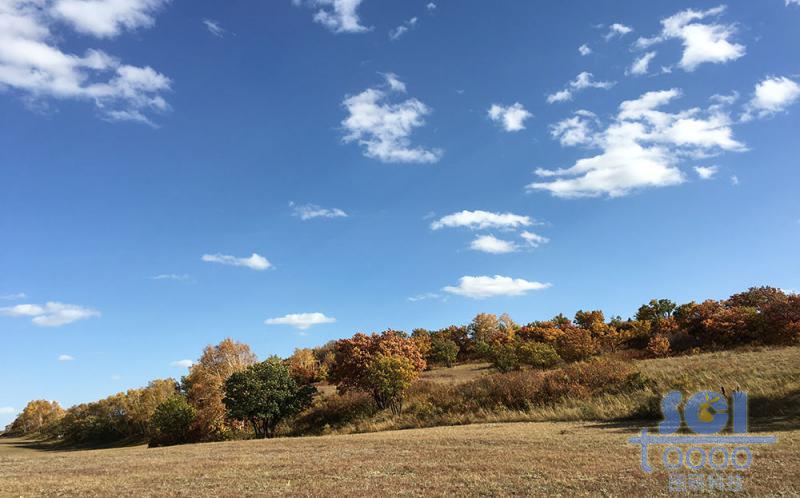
[429,334,459,367]
[636,299,677,328]
[183,338,257,440]
[365,354,418,415]
[10,400,65,435]
[223,358,316,438]
[330,330,425,409]
[286,348,323,384]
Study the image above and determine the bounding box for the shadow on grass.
[0,435,146,453]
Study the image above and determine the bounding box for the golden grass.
[1,421,798,496]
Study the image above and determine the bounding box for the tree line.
[5,286,798,445]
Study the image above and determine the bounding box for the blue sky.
[1,0,799,425]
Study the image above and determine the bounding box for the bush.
[517,342,561,369]
[150,395,197,447]
[646,334,671,358]
[555,327,598,362]
[365,354,418,415]
[489,342,521,372]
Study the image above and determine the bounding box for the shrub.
[517,342,561,369]
[150,395,197,447]
[290,392,377,435]
[489,342,521,372]
[646,334,671,358]
[555,327,598,362]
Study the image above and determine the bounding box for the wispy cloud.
[201,253,271,271]
[407,292,443,302]
[628,51,658,76]
[389,17,417,40]
[469,234,519,254]
[547,72,615,103]
[694,165,719,180]
[295,0,370,34]
[0,407,16,415]
[605,23,633,40]
[290,202,348,220]
[578,44,592,56]
[170,359,193,368]
[203,18,225,37]
[0,293,27,301]
[1,302,100,327]
[265,312,336,330]
[443,275,551,299]
[58,354,75,361]
[150,273,192,281]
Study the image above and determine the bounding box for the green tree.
[364,354,418,415]
[150,395,197,446]
[517,342,561,369]
[223,358,316,438]
[636,299,677,325]
[429,335,459,367]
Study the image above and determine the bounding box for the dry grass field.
[2,347,799,496]
[1,421,798,496]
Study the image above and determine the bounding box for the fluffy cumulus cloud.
[1,302,100,327]
[547,72,615,103]
[628,51,657,76]
[488,102,532,132]
[294,0,369,34]
[341,74,441,163]
[635,6,744,72]
[530,88,746,198]
[201,253,271,271]
[605,23,633,40]
[0,0,171,125]
[290,202,347,220]
[578,44,592,56]
[430,210,532,231]
[742,76,800,121]
[50,0,169,38]
[170,359,193,368]
[694,165,719,180]
[469,234,518,254]
[58,354,75,361]
[550,110,599,147]
[443,275,551,299]
[265,312,336,330]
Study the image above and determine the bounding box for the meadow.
[2,346,798,496]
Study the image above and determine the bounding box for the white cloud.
[488,102,532,132]
[170,359,193,368]
[382,72,406,93]
[58,354,75,361]
[628,51,657,76]
[1,302,100,327]
[694,165,719,180]
[469,234,518,254]
[299,0,369,34]
[443,275,551,299]
[389,16,417,40]
[742,76,800,121]
[547,72,615,103]
[635,6,744,72]
[550,110,598,147]
[530,88,745,198]
[605,23,633,40]
[520,231,550,248]
[202,18,224,37]
[265,312,336,330]
[341,75,441,163]
[788,0,800,5]
[578,44,592,56]
[51,0,170,38]
[408,292,441,302]
[0,0,171,125]
[0,293,27,300]
[426,2,436,10]
[730,175,739,185]
[201,253,271,271]
[290,202,348,220]
[431,210,532,231]
[0,407,16,415]
[150,273,191,281]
